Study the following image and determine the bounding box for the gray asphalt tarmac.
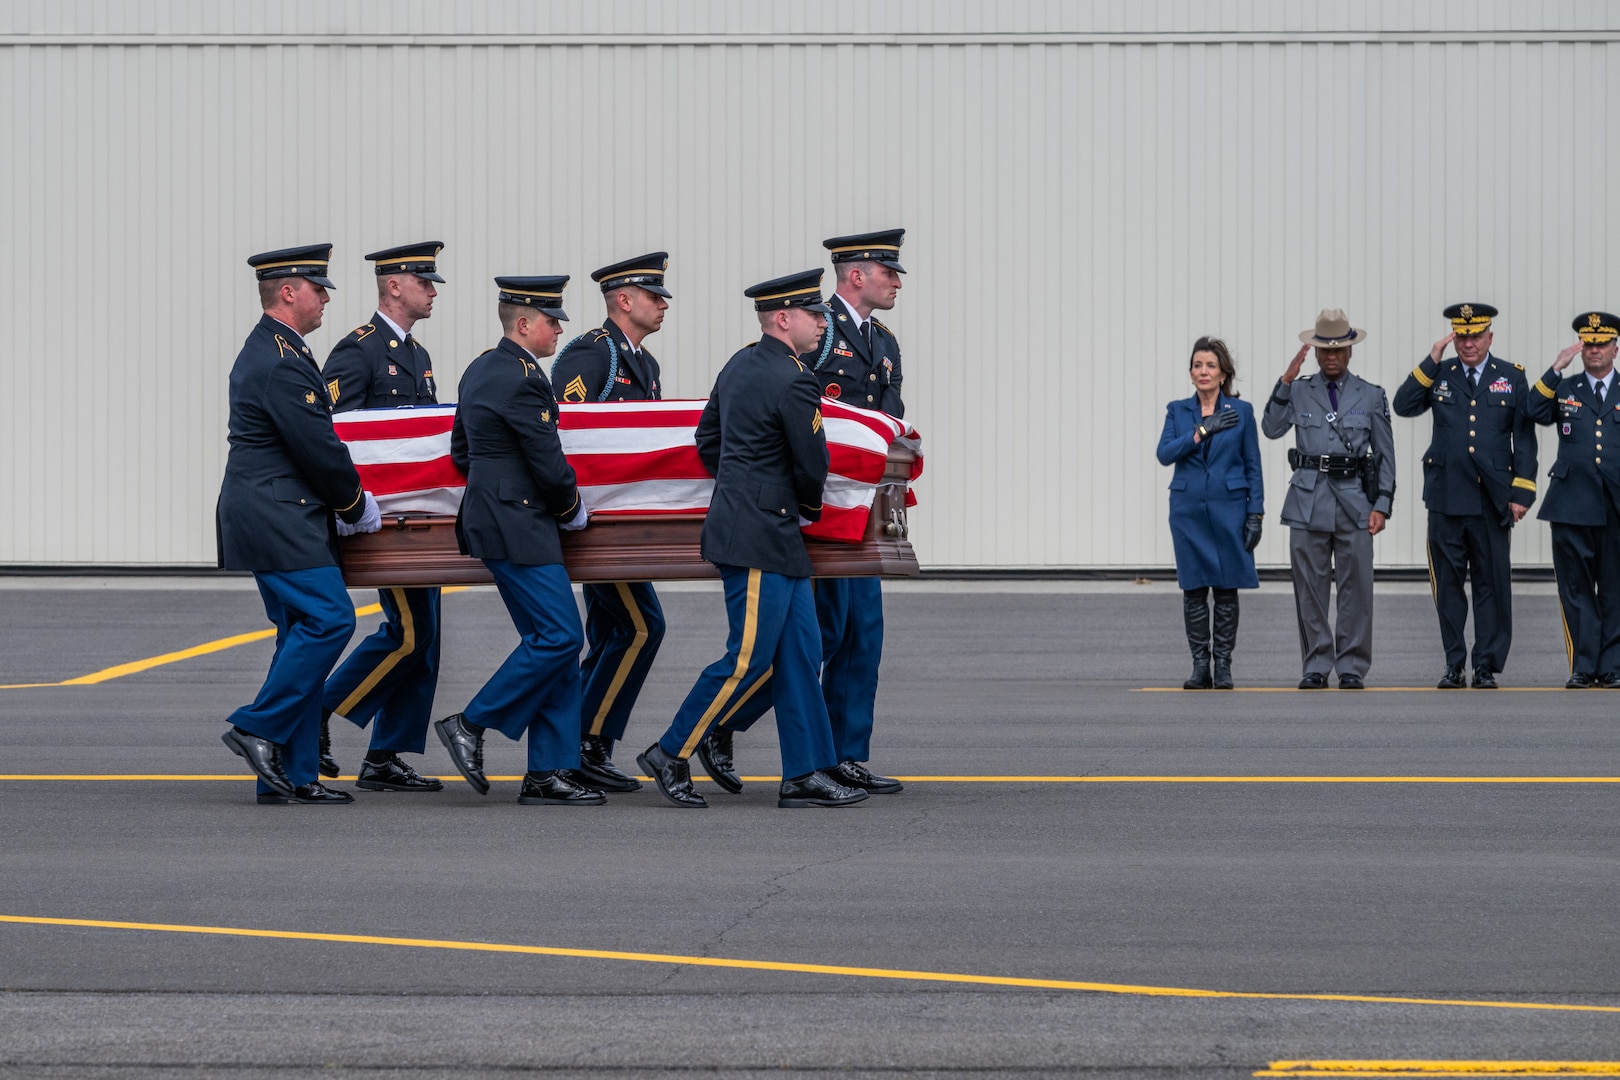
[1,579,1617,1078]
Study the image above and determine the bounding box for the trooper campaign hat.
[592,252,672,298]
[366,241,445,283]
[824,229,906,273]
[1574,311,1620,345]
[1444,302,1497,336]
[1299,308,1368,347]
[248,244,336,289]
[496,276,570,321]
[745,269,833,314]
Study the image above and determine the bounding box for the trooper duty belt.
[1287,448,1364,477]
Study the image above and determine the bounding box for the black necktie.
[1327,380,1339,412]
[861,321,873,353]
[1597,379,1607,408]
[1467,367,1478,395]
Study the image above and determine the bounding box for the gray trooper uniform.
[1262,372,1397,680]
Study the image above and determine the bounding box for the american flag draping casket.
[332,400,923,586]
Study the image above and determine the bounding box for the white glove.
[796,515,812,528]
[336,492,382,536]
[559,504,589,532]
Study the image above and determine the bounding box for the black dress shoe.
[356,754,444,792]
[1338,674,1365,690]
[433,713,488,795]
[636,743,706,808]
[695,728,742,794]
[222,727,296,797]
[1601,672,1620,689]
[1566,672,1596,689]
[830,759,903,794]
[518,770,606,805]
[257,781,355,805]
[318,711,339,778]
[1436,666,1466,689]
[778,770,869,808]
[574,736,642,792]
[1472,667,1499,690]
[1298,673,1328,690]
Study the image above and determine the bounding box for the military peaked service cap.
[1574,311,1620,344]
[248,244,335,289]
[593,252,672,298]
[1444,302,1497,336]
[824,228,906,273]
[366,241,446,282]
[746,270,833,314]
[496,276,570,321]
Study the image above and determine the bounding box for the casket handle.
[883,508,908,539]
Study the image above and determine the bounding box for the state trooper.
[1393,303,1538,689]
[1262,309,1396,690]
[695,230,907,798]
[637,269,865,810]
[218,245,381,803]
[318,242,448,791]
[1523,312,1620,688]
[432,276,602,805]
[548,253,672,793]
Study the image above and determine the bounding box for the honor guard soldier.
[547,253,672,793]
[1524,312,1620,688]
[218,245,382,803]
[1262,309,1396,689]
[432,276,603,805]
[637,270,866,810]
[1394,303,1538,689]
[696,230,907,797]
[318,242,448,791]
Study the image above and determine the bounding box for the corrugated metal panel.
[2,3,1616,568]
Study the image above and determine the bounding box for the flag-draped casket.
[333,401,922,586]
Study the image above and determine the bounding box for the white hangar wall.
[2,1,1617,569]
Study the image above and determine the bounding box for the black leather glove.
[1197,408,1239,438]
[1242,513,1264,552]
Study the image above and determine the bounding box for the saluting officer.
[1262,309,1396,690]
[696,230,907,798]
[318,242,448,792]
[218,245,381,803]
[432,277,602,805]
[637,270,865,810]
[1394,303,1538,689]
[548,253,672,793]
[1523,312,1620,688]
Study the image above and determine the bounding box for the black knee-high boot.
[1211,590,1239,690]
[1182,590,1212,689]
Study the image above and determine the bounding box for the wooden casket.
[337,444,920,588]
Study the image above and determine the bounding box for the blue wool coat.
[1156,394,1265,590]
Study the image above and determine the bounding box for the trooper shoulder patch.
[562,375,588,403]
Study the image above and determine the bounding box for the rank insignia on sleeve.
[563,375,588,403]
[304,390,317,405]
[811,408,823,434]
[327,379,340,404]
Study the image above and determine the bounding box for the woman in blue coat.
[1156,337,1265,689]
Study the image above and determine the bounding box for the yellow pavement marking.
[1258,1063,1620,1078]
[1,914,1617,1016]
[0,587,470,690]
[3,774,1620,784]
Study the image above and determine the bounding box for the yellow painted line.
[0,587,469,690]
[1256,1068,1598,1078]
[4,774,1620,785]
[1135,687,1570,693]
[1,914,1617,1016]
